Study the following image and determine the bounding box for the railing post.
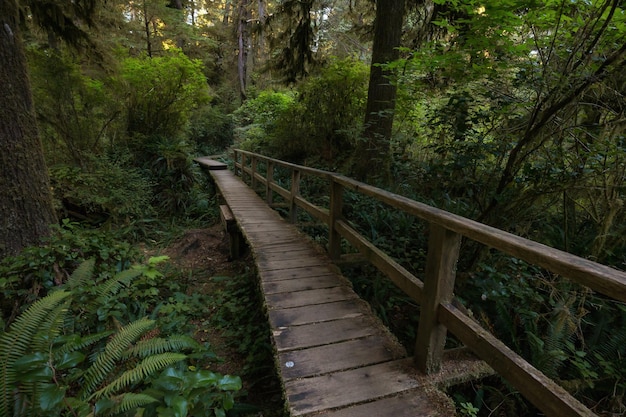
[289,169,300,223]
[251,156,258,189]
[328,178,343,260]
[241,153,247,182]
[415,224,461,374]
[232,150,239,176]
[266,161,274,206]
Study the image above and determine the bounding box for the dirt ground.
[159,224,285,416]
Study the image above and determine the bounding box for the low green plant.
[0,259,241,417]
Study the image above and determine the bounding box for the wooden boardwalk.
[197,157,489,417]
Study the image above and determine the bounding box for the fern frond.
[0,291,72,417]
[32,300,72,354]
[67,259,96,290]
[123,335,203,359]
[91,353,187,400]
[56,330,114,356]
[95,268,143,300]
[80,317,156,398]
[108,392,158,415]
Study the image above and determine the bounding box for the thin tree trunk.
[143,0,153,57]
[237,0,250,101]
[0,0,57,260]
[353,0,405,182]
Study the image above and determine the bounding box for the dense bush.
[234,58,368,163]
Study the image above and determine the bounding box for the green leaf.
[56,351,86,370]
[39,383,66,411]
[218,375,242,392]
[170,395,189,417]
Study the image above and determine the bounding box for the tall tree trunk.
[143,0,153,57]
[353,0,405,182]
[237,0,250,101]
[0,0,57,260]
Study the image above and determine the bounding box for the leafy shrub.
[271,58,368,162]
[50,154,154,225]
[232,90,294,151]
[0,259,240,417]
[189,104,234,155]
[122,50,210,137]
[0,220,139,323]
[28,47,122,165]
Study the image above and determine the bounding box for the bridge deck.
[197,157,489,417]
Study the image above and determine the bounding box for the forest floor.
[158,223,286,416]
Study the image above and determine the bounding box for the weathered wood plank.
[272,316,377,351]
[256,256,329,271]
[267,299,367,327]
[285,359,422,415]
[194,157,227,170]
[259,265,339,282]
[278,336,404,380]
[309,389,454,417]
[265,286,358,309]
[262,274,343,294]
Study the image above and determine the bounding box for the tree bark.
[353,0,405,182]
[237,0,251,101]
[0,0,57,260]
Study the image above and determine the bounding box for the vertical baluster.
[415,224,461,373]
[289,169,300,223]
[266,161,274,205]
[328,179,343,260]
[251,156,258,189]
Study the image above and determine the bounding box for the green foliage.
[50,154,154,225]
[122,50,210,137]
[0,221,138,323]
[0,259,239,417]
[207,274,278,394]
[272,58,368,162]
[28,47,122,165]
[233,90,295,151]
[235,58,368,163]
[189,104,234,155]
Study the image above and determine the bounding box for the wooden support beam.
[415,224,461,374]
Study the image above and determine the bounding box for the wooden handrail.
[230,149,626,417]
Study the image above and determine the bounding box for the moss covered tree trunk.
[353,0,405,183]
[0,0,57,259]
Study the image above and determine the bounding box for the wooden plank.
[262,274,342,294]
[255,247,320,261]
[268,299,367,327]
[265,286,358,309]
[256,256,328,271]
[272,316,377,351]
[310,389,454,417]
[278,336,404,380]
[285,359,421,416]
[194,157,227,170]
[259,265,338,282]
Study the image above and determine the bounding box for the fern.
[0,290,71,417]
[94,268,143,299]
[92,353,187,400]
[66,258,96,291]
[55,330,114,356]
[123,335,202,359]
[106,392,159,415]
[80,317,156,398]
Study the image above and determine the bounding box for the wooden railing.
[232,149,626,417]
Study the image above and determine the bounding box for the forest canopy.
[0,0,625,415]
